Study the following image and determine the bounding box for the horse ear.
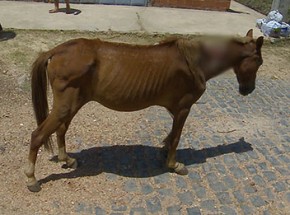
[246,29,253,38]
[256,36,264,50]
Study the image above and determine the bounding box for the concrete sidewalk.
[0,1,264,37]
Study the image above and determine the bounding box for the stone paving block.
[275,166,289,176]
[215,192,232,204]
[202,163,215,173]
[272,181,287,192]
[262,171,277,182]
[245,150,259,159]
[240,204,254,215]
[176,176,187,189]
[250,195,267,207]
[146,196,162,214]
[194,186,206,199]
[219,206,237,215]
[200,200,217,213]
[167,205,181,215]
[186,207,201,215]
[141,184,154,195]
[244,184,258,194]
[177,191,194,205]
[95,206,106,215]
[252,175,266,186]
[154,173,169,184]
[123,180,138,192]
[206,172,219,184]
[188,172,201,181]
[278,154,290,164]
[236,153,249,162]
[246,164,257,174]
[215,163,227,175]
[208,181,228,192]
[265,155,281,166]
[271,146,283,155]
[286,192,290,203]
[157,188,171,199]
[112,204,127,211]
[229,166,246,179]
[233,190,245,203]
[223,154,238,165]
[263,188,276,201]
[257,162,268,170]
[75,202,86,213]
[262,210,271,215]
[222,175,236,189]
[130,207,146,215]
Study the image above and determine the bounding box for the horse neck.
[199,41,243,81]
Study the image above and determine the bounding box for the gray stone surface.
[69,77,289,214]
[0,1,264,37]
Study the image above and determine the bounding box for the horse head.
[233,29,264,96]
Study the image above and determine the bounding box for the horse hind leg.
[25,90,80,192]
[56,102,84,169]
[24,109,68,192]
[56,122,78,169]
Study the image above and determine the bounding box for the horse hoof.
[175,166,188,175]
[174,163,188,175]
[27,182,41,192]
[162,144,169,151]
[68,159,78,169]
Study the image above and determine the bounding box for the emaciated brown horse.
[25,29,263,192]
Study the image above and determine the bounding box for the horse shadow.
[0,30,16,42]
[39,138,253,185]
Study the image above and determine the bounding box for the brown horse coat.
[26,30,263,192]
[43,38,205,111]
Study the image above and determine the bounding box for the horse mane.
[158,37,179,45]
[231,37,253,45]
[176,39,201,70]
[99,37,179,49]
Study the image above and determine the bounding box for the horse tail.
[31,51,53,152]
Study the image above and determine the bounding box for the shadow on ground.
[57,8,82,15]
[226,8,250,14]
[39,138,253,185]
[0,30,16,41]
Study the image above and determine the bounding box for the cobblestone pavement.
[40,74,289,214]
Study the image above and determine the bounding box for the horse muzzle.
[239,86,255,96]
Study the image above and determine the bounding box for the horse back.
[93,40,194,110]
[47,38,199,111]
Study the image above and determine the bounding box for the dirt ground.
[0,30,289,214]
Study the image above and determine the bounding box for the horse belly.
[91,45,184,111]
[92,84,159,112]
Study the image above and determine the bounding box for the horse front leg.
[162,109,174,150]
[166,108,190,175]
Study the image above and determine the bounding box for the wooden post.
[271,0,290,23]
